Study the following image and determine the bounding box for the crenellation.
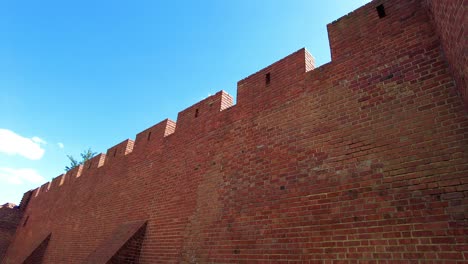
[134,119,176,150]
[59,174,66,186]
[83,153,106,171]
[165,119,176,135]
[304,50,315,73]
[67,164,83,179]
[39,182,50,194]
[237,48,314,113]
[18,191,33,211]
[50,176,62,189]
[327,0,425,63]
[305,61,334,86]
[219,90,234,111]
[105,139,135,164]
[175,90,234,133]
[33,187,40,198]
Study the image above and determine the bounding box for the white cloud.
[32,137,47,144]
[57,142,64,149]
[0,167,45,185]
[0,129,46,160]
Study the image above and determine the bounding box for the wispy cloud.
[0,129,46,160]
[0,167,45,185]
[57,142,64,149]
[32,137,47,144]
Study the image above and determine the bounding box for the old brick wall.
[0,206,21,261]
[22,234,51,264]
[425,0,467,109]
[2,0,467,263]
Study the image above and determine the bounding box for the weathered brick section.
[2,0,467,263]
[425,0,467,109]
[0,205,21,262]
[0,191,34,261]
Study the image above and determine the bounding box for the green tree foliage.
[65,148,97,172]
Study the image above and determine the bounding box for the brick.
[2,0,467,263]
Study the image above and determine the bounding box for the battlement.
[134,119,176,150]
[4,0,467,262]
[176,90,234,133]
[23,0,465,203]
[106,139,134,162]
[24,46,322,201]
[237,48,315,112]
[83,153,106,171]
[49,175,61,189]
[328,0,426,65]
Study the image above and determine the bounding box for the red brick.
[2,0,467,263]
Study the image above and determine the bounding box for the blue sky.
[0,0,370,204]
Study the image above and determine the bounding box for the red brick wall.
[22,234,51,264]
[108,223,146,263]
[3,0,467,263]
[425,0,467,109]
[0,206,22,262]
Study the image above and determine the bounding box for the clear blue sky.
[0,0,370,204]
